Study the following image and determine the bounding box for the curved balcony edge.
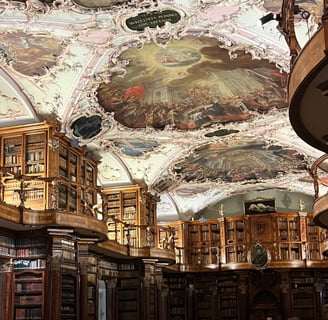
[288,26,328,152]
[313,194,328,228]
[129,247,176,264]
[288,27,326,101]
[0,204,109,241]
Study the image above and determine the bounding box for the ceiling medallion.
[65,104,114,143]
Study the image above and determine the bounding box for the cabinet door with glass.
[1,132,47,210]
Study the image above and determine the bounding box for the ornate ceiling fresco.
[0,0,324,221]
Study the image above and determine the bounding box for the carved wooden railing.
[310,154,328,228]
[107,214,176,250]
[278,0,301,65]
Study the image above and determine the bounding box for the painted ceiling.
[0,0,323,221]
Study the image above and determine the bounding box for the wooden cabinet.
[103,184,157,247]
[305,214,322,261]
[2,131,47,209]
[158,212,328,270]
[218,276,239,320]
[192,277,218,320]
[117,262,142,320]
[14,270,44,320]
[224,217,247,264]
[165,276,186,320]
[184,219,222,266]
[274,214,302,261]
[61,273,77,320]
[58,143,98,215]
[14,236,47,271]
[0,121,99,216]
[290,271,317,319]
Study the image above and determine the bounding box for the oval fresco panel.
[0,31,64,76]
[173,142,307,183]
[114,139,159,156]
[97,35,287,131]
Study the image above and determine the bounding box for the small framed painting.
[244,198,275,214]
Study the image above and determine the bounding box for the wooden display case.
[103,184,157,248]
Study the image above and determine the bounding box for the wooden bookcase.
[305,214,322,261]
[158,212,328,270]
[183,219,222,266]
[192,277,218,320]
[165,275,186,320]
[218,275,239,320]
[103,184,157,247]
[47,229,78,320]
[2,131,47,209]
[0,121,99,216]
[13,236,47,271]
[290,270,317,319]
[14,270,45,320]
[0,232,15,259]
[117,262,142,320]
[87,256,98,320]
[274,213,302,261]
[224,216,248,264]
[61,273,78,320]
[11,234,47,320]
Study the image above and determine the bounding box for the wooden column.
[47,257,62,320]
[238,272,248,320]
[1,263,13,320]
[106,278,117,320]
[80,261,88,320]
[280,271,291,319]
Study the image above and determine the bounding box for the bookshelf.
[103,185,157,248]
[0,121,100,217]
[184,219,222,266]
[218,276,239,320]
[2,132,47,210]
[14,270,44,320]
[49,229,76,263]
[57,143,98,215]
[61,274,77,320]
[275,214,302,261]
[86,255,98,320]
[192,277,217,320]
[165,275,186,320]
[117,261,142,320]
[0,233,15,259]
[289,270,317,320]
[224,217,247,264]
[14,237,47,270]
[305,214,322,261]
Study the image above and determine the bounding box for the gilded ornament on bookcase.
[48,137,59,151]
